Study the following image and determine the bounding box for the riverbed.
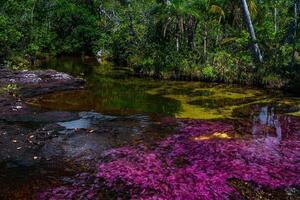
[0,57,300,199]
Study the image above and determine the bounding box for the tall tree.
[291,0,300,67]
[240,0,263,63]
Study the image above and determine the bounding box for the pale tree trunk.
[204,23,208,62]
[240,0,263,63]
[176,37,179,51]
[164,0,171,5]
[31,0,37,25]
[274,7,278,34]
[30,0,37,44]
[274,7,279,66]
[216,16,222,45]
[292,2,299,67]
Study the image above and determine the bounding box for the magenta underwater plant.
[36,172,99,200]
[38,116,300,200]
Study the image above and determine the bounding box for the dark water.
[1,57,300,199]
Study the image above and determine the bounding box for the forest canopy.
[0,0,299,88]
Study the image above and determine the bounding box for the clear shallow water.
[29,56,300,120]
[57,112,117,130]
[1,57,300,199]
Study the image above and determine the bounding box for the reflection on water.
[30,57,300,167]
[251,106,284,156]
[30,57,300,119]
[252,106,282,139]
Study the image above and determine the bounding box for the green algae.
[145,82,268,119]
[29,57,300,120]
[146,80,300,119]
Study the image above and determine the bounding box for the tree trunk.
[203,23,208,62]
[274,7,279,67]
[129,14,136,37]
[187,16,197,50]
[30,0,37,43]
[292,2,299,67]
[240,0,263,63]
[176,37,179,52]
[274,7,278,34]
[31,0,37,25]
[164,0,171,5]
[216,16,222,46]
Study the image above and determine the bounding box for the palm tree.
[240,0,263,63]
[154,0,196,51]
[291,0,300,67]
[188,0,225,61]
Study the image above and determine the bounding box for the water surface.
[29,56,300,119]
[1,57,300,199]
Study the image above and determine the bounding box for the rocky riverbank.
[0,69,85,166]
[0,68,174,200]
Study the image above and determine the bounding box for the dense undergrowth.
[0,0,299,89]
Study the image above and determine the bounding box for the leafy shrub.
[4,56,30,70]
[201,65,216,80]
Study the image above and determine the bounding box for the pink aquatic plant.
[38,116,300,199]
[37,173,99,200]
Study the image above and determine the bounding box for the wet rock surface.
[0,69,85,165]
[0,69,86,199]
[0,69,84,97]
[0,69,84,123]
[0,113,174,200]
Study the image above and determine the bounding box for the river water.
[29,57,300,119]
[1,57,300,199]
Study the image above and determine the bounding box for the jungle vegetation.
[0,0,300,89]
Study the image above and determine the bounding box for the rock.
[0,111,79,123]
[0,69,85,166]
[0,69,84,97]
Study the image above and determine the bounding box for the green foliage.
[0,15,23,62]
[0,83,18,94]
[202,65,216,80]
[0,0,101,61]
[0,0,299,88]
[262,74,286,88]
[4,56,31,70]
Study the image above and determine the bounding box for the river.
[1,57,300,199]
